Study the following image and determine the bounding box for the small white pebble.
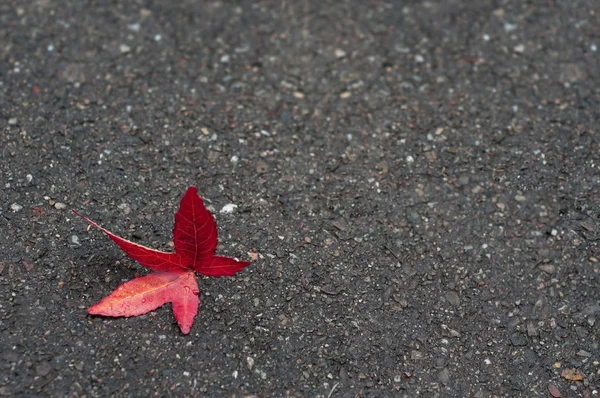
[246,357,254,370]
[26,174,33,183]
[54,202,67,210]
[183,371,190,377]
[551,229,558,236]
[220,54,230,63]
[230,155,239,163]
[10,203,23,212]
[232,370,238,379]
[71,235,80,245]
[47,44,55,52]
[504,23,517,32]
[406,155,415,164]
[513,44,525,53]
[127,23,140,32]
[415,54,425,63]
[335,48,346,58]
[8,118,18,126]
[590,44,597,52]
[483,34,490,41]
[220,204,238,214]
[154,34,162,42]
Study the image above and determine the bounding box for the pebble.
[539,264,556,274]
[8,117,18,126]
[10,203,23,212]
[220,204,238,214]
[256,160,269,173]
[559,63,586,84]
[510,332,527,346]
[119,44,131,53]
[548,382,561,398]
[54,202,67,210]
[127,23,140,32]
[438,368,450,385]
[445,291,461,307]
[424,150,437,162]
[406,155,415,164]
[71,235,80,245]
[514,44,525,53]
[35,361,52,376]
[526,322,538,337]
[230,155,239,163]
[117,203,131,215]
[26,174,33,183]
[408,211,420,222]
[576,350,591,357]
[335,48,346,58]
[62,63,86,83]
[246,356,254,370]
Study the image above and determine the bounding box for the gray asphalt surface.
[1,1,599,396]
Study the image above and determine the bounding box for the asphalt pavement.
[1,1,599,396]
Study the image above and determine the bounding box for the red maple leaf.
[73,186,251,334]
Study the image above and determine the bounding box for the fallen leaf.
[74,187,251,334]
[561,368,584,381]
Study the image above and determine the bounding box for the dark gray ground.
[1,0,599,396]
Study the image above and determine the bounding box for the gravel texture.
[1,1,599,396]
